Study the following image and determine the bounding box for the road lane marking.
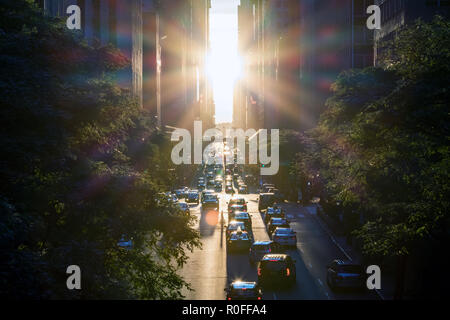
[317,278,323,287]
[311,213,353,261]
[311,206,386,300]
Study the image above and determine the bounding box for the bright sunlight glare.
[209,1,242,124]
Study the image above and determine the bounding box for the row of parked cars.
[223,192,299,300]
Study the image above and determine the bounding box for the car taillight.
[227,297,231,300]
[257,268,262,276]
[257,297,261,300]
[286,268,290,276]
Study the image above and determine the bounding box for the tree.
[0,0,201,299]
[294,16,449,298]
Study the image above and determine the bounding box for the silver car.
[272,228,297,247]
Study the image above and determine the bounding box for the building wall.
[374,0,450,63]
[41,0,144,109]
[298,0,374,129]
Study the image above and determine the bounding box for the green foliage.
[0,0,200,299]
[293,16,450,259]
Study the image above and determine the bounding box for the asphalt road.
[178,140,379,300]
[178,184,379,300]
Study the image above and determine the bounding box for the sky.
[209,0,241,124]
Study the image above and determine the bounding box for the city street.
[179,155,379,300]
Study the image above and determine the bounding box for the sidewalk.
[285,201,396,300]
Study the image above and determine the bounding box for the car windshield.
[235,212,249,219]
[188,193,198,197]
[229,223,245,230]
[338,265,363,274]
[272,219,287,225]
[204,194,217,201]
[275,228,291,235]
[230,233,248,240]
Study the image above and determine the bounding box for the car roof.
[231,281,257,289]
[234,212,249,217]
[270,217,285,222]
[274,227,292,232]
[262,254,289,261]
[229,220,245,225]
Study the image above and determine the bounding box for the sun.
[208,9,242,124]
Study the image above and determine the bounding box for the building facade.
[39,0,211,131]
[298,0,374,129]
[374,0,450,63]
[40,0,144,109]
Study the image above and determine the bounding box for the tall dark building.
[374,0,450,63]
[40,0,144,108]
[298,0,374,129]
[39,0,211,131]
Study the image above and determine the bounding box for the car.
[264,206,285,224]
[238,185,248,194]
[326,260,365,291]
[202,193,219,209]
[174,188,187,199]
[268,188,284,202]
[228,204,246,219]
[214,181,222,192]
[207,179,215,189]
[233,211,252,229]
[249,241,282,264]
[261,183,276,193]
[226,221,247,239]
[167,193,179,203]
[257,254,296,288]
[177,201,190,214]
[186,191,199,204]
[225,185,234,194]
[201,189,215,199]
[227,229,252,252]
[272,228,297,247]
[197,181,206,191]
[224,281,262,300]
[258,193,275,211]
[267,218,290,238]
[228,197,248,212]
[117,236,133,249]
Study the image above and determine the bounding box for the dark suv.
[225,281,262,300]
[267,217,290,238]
[326,259,365,291]
[257,254,296,288]
[264,206,285,224]
[249,241,282,264]
[258,193,275,211]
